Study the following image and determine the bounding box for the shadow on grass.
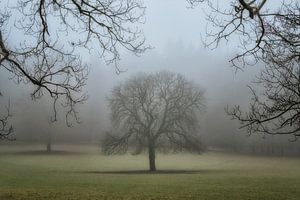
[0,193,14,200]
[81,169,235,175]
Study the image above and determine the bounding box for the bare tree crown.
[102,71,205,155]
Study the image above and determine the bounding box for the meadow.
[0,144,299,200]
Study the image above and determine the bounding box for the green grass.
[0,145,300,200]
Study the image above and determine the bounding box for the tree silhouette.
[0,93,13,140]
[102,71,205,171]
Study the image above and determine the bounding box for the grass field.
[0,144,300,200]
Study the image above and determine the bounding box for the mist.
[1,0,300,199]
[1,0,299,155]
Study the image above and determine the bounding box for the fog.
[1,0,300,155]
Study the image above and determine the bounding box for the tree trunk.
[148,139,156,172]
[47,141,51,152]
[46,132,52,152]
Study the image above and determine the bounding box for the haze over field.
[1,0,298,153]
[1,0,300,199]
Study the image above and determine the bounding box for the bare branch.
[191,0,300,138]
[0,0,148,125]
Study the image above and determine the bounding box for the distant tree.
[188,0,300,138]
[0,0,147,125]
[45,116,53,152]
[0,93,13,140]
[102,71,205,171]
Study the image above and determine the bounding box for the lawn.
[0,144,299,200]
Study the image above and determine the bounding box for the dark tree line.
[102,71,205,171]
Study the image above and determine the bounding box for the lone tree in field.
[102,71,205,171]
[0,0,147,125]
[189,0,300,138]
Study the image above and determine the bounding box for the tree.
[102,71,205,171]
[189,0,300,138]
[0,93,13,140]
[0,0,147,125]
[0,109,13,140]
[45,116,54,152]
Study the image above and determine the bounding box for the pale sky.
[0,0,271,141]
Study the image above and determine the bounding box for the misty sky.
[78,0,259,142]
[87,0,257,104]
[0,0,271,142]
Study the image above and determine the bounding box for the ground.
[0,144,299,200]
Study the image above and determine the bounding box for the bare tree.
[0,93,13,140]
[0,0,147,125]
[189,0,300,138]
[102,71,205,171]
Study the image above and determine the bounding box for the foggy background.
[1,0,299,155]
